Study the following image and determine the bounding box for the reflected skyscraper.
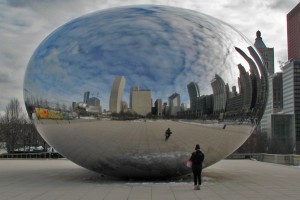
[187,82,200,111]
[169,93,181,116]
[235,46,267,116]
[211,74,226,115]
[87,97,102,113]
[238,64,252,111]
[121,101,128,112]
[130,87,151,116]
[130,86,139,108]
[87,97,100,107]
[248,46,268,115]
[154,99,162,116]
[109,76,126,113]
[84,91,90,104]
[86,97,102,114]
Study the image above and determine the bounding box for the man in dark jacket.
[189,144,204,190]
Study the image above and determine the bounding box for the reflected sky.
[24,5,258,110]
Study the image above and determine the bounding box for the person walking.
[165,128,172,141]
[189,144,204,190]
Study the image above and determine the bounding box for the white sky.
[0,0,299,115]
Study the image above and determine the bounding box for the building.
[272,73,283,112]
[130,87,151,116]
[254,31,274,75]
[260,73,283,138]
[109,76,126,113]
[282,59,300,153]
[287,3,300,60]
[168,93,181,116]
[187,82,200,111]
[268,114,294,153]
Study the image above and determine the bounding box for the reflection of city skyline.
[24,45,267,122]
[105,45,267,120]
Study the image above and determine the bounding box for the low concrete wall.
[0,152,63,159]
[227,153,300,166]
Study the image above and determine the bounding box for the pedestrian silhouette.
[165,128,172,141]
[189,144,204,190]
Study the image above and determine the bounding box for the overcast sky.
[0,0,299,115]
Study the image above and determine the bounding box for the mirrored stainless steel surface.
[24,5,267,179]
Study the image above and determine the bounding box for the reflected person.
[165,128,172,141]
[189,144,204,190]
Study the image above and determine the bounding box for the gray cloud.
[0,73,11,83]
[268,0,299,11]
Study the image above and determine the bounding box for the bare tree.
[0,98,47,153]
[1,98,24,152]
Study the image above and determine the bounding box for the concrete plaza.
[0,159,299,200]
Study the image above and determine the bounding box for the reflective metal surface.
[24,5,267,179]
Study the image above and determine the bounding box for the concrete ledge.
[0,159,300,200]
[227,153,300,165]
[0,152,63,159]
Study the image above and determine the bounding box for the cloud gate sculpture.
[24,5,268,179]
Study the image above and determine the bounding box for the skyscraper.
[260,72,283,139]
[254,31,274,75]
[109,76,126,113]
[287,2,300,60]
[272,73,283,112]
[282,59,300,153]
[187,82,200,111]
